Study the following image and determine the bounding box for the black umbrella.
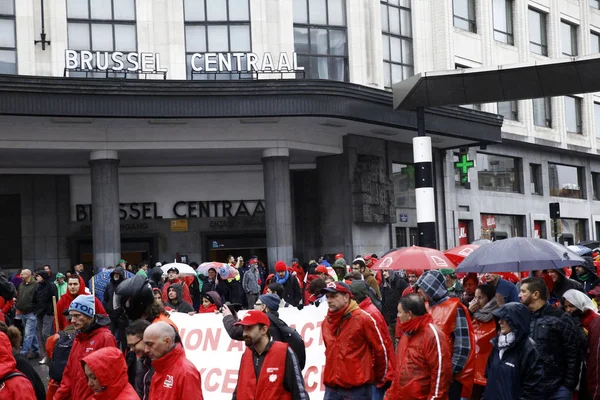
[578,240,600,250]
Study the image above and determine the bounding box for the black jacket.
[573,257,600,293]
[33,274,57,316]
[126,350,153,400]
[529,303,581,393]
[165,284,195,313]
[380,272,408,326]
[550,270,583,304]
[103,267,126,319]
[484,303,544,400]
[278,273,301,306]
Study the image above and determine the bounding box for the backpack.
[0,371,26,392]
[269,315,306,370]
[48,331,76,383]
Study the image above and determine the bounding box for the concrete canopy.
[393,54,600,110]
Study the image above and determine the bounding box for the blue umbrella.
[456,237,586,274]
[89,269,135,302]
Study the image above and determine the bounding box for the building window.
[595,102,600,138]
[593,172,600,200]
[395,227,407,247]
[493,0,513,45]
[477,153,521,193]
[0,0,16,74]
[453,0,476,33]
[591,0,600,10]
[293,0,348,82]
[560,219,587,245]
[591,31,600,54]
[480,214,524,240]
[561,21,578,57]
[565,96,582,134]
[497,100,518,121]
[381,0,413,89]
[548,163,585,199]
[532,97,552,128]
[530,163,542,195]
[184,0,251,80]
[66,0,137,78]
[529,8,548,56]
[392,163,416,208]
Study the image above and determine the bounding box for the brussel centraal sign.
[64,50,304,74]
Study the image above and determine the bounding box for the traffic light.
[549,202,560,219]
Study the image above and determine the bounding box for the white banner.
[169,305,328,400]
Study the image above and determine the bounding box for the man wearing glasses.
[53,295,117,400]
[125,319,152,400]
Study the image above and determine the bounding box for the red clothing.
[583,310,600,400]
[153,314,179,332]
[429,298,476,398]
[54,278,107,331]
[303,274,320,305]
[386,316,452,400]
[358,297,396,387]
[291,263,305,288]
[149,344,204,400]
[0,332,36,400]
[53,319,117,400]
[322,300,389,388]
[0,297,13,322]
[162,279,192,305]
[82,347,138,400]
[236,341,292,400]
[471,318,496,386]
[402,286,415,297]
[198,304,218,313]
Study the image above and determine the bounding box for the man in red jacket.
[232,310,307,400]
[161,268,193,305]
[0,331,36,400]
[144,321,203,400]
[53,295,117,400]
[54,275,106,331]
[386,294,452,400]
[321,281,389,400]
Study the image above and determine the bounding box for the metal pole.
[414,107,437,249]
[34,0,51,50]
[554,219,559,243]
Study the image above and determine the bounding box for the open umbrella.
[444,244,479,265]
[578,240,600,250]
[161,262,197,277]
[456,237,586,274]
[472,239,492,245]
[567,245,593,256]
[196,262,224,276]
[88,268,134,302]
[371,246,454,271]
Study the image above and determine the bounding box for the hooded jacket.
[165,284,195,313]
[198,291,222,314]
[82,347,138,400]
[416,270,475,397]
[53,315,117,400]
[149,344,204,400]
[582,309,600,400]
[484,303,544,400]
[363,269,382,299]
[322,300,389,389]
[0,332,37,400]
[574,257,600,293]
[103,267,126,319]
[550,268,583,305]
[380,271,408,326]
[55,274,67,300]
[161,279,193,305]
[149,267,164,290]
[386,314,452,400]
[33,271,58,316]
[55,277,107,331]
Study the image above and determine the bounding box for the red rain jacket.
[82,347,138,400]
[0,332,36,400]
[322,301,389,388]
[55,276,107,331]
[386,316,452,400]
[162,279,192,305]
[149,344,203,400]
[358,297,396,387]
[53,317,117,400]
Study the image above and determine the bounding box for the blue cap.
[68,295,95,318]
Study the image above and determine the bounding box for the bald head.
[21,269,32,282]
[143,321,176,360]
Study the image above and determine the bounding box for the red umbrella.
[444,244,479,266]
[371,246,455,271]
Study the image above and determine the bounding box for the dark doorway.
[0,195,21,269]
[73,236,157,270]
[205,234,267,265]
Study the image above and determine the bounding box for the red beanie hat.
[275,261,287,272]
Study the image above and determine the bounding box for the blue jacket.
[484,303,544,400]
[492,277,519,304]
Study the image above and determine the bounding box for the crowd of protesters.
[0,250,599,400]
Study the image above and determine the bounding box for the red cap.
[275,261,287,272]
[335,253,344,260]
[316,265,328,274]
[364,255,372,260]
[234,310,271,327]
[320,281,353,296]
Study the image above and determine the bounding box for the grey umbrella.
[455,237,586,274]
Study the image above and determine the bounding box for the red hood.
[82,347,129,400]
[0,332,17,377]
[62,275,87,302]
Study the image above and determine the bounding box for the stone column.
[89,150,121,272]
[262,148,293,271]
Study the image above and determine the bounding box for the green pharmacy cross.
[455,153,475,183]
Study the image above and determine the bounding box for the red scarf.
[400,313,433,335]
[326,300,359,333]
[581,309,599,330]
